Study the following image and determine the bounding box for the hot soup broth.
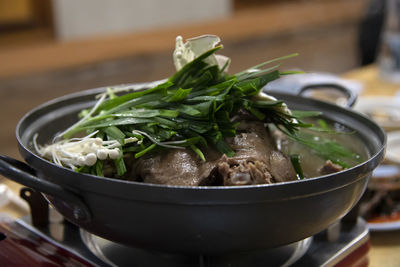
[279,117,369,178]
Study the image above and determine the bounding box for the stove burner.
[80,230,312,267]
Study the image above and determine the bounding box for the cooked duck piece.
[219,121,297,185]
[132,148,220,186]
[138,149,200,186]
[131,120,297,187]
[319,160,343,175]
[216,154,274,185]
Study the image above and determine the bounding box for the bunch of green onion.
[41,45,360,177]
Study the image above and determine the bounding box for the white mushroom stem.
[33,133,138,170]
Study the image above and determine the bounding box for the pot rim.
[15,83,386,201]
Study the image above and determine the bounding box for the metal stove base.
[0,212,369,267]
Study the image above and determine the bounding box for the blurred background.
[0,0,384,158]
[2,1,400,265]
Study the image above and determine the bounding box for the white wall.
[52,0,232,41]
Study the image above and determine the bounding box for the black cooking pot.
[0,84,385,254]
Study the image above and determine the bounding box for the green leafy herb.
[114,156,127,177]
[290,154,304,180]
[60,47,315,176]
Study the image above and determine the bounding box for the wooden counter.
[0,0,366,79]
[343,64,400,96]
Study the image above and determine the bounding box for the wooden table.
[342,64,400,96]
[343,65,400,267]
[1,64,400,266]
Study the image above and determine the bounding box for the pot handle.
[0,154,91,222]
[298,83,357,108]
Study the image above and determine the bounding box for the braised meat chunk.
[319,160,343,175]
[219,121,297,185]
[132,148,221,186]
[131,121,297,186]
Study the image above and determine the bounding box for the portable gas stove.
[0,188,370,267]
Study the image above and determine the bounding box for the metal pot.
[0,84,385,254]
